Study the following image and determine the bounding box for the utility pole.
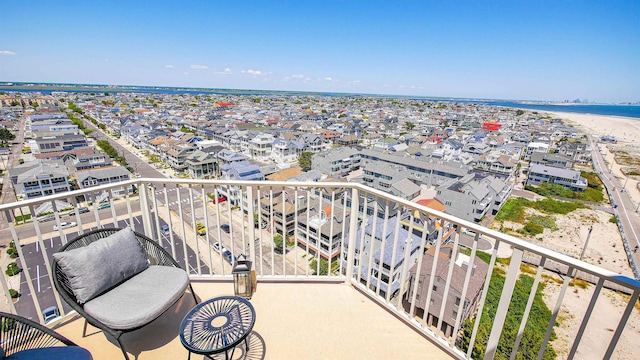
[623,176,629,192]
[579,225,594,261]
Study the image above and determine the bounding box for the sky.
[1,0,639,103]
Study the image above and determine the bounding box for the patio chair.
[52,227,198,360]
[0,311,92,359]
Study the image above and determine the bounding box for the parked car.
[42,306,60,324]
[161,224,170,235]
[97,203,111,210]
[38,214,56,223]
[212,242,222,253]
[462,229,482,238]
[53,221,77,231]
[220,224,230,233]
[195,221,206,236]
[222,249,236,265]
[212,196,227,204]
[69,207,89,216]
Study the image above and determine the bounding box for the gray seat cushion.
[53,227,149,304]
[83,265,189,330]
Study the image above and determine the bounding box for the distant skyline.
[1,1,639,103]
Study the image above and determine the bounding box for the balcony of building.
[0,179,638,360]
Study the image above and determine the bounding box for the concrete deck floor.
[52,280,455,360]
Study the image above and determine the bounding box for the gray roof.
[529,163,581,179]
[391,178,421,198]
[76,166,131,182]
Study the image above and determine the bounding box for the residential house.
[185,146,225,179]
[312,147,361,179]
[406,244,489,337]
[435,173,512,223]
[524,142,550,160]
[296,204,348,261]
[261,188,308,237]
[10,160,71,199]
[298,134,331,153]
[271,138,304,164]
[343,216,422,298]
[529,152,574,169]
[526,164,588,191]
[218,161,265,207]
[75,166,132,200]
[556,141,591,164]
[249,133,275,161]
[357,163,421,200]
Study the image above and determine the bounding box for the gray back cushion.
[53,227,149,304]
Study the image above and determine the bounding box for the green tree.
[273,234,284,253]
[309,257,338,275]
[516,109,525,116]
[298,152,313,172]
[405,121,416,130]
[5,262,20,276]
[0,128,16,145]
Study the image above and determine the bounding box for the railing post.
[484,247,524,360]
[247,185,256,265]
[139,181,153,236]
[345,187,359,284]
[0,212,17,315]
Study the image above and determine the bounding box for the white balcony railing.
[0,178,639,360]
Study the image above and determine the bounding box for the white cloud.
[214,68,233,75]
[165,64,174,69]
[349,80,362,84]
[324,77,333,81]
[183,72,189,75]
[0,50,16,56]
[242,69,266,76]
[288,74,310,81]
[190,64,208,70]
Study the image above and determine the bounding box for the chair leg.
[116,337,130,360]
[82,319,88,337]
[189,283,198,304]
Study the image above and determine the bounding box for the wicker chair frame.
[0,311,77,356]
[51,227,198,360]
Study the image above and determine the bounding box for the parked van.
[161,224,170,235]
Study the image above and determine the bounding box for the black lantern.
[232,254,253,299]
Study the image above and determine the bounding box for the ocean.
[481,101,640,119]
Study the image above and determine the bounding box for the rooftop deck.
[52,281,454,359]
[1,178,639,359]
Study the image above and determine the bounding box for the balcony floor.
[52,281,454,360]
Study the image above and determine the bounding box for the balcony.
[1,179,639,360]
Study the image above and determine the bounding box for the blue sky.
[1,1,639,102]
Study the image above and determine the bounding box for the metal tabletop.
[179,296,256,358]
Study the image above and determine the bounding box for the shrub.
[609,216,618,224]
[459,273,556,359]
[6,247,18,259]
[8,289,19,298]
[6,262,20,276]
[522,222,544,235]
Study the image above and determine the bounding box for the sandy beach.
[550,111,640,204]
[506,110,640,359]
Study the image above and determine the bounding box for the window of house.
[455,297,460,306]
[432,285,437,292]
